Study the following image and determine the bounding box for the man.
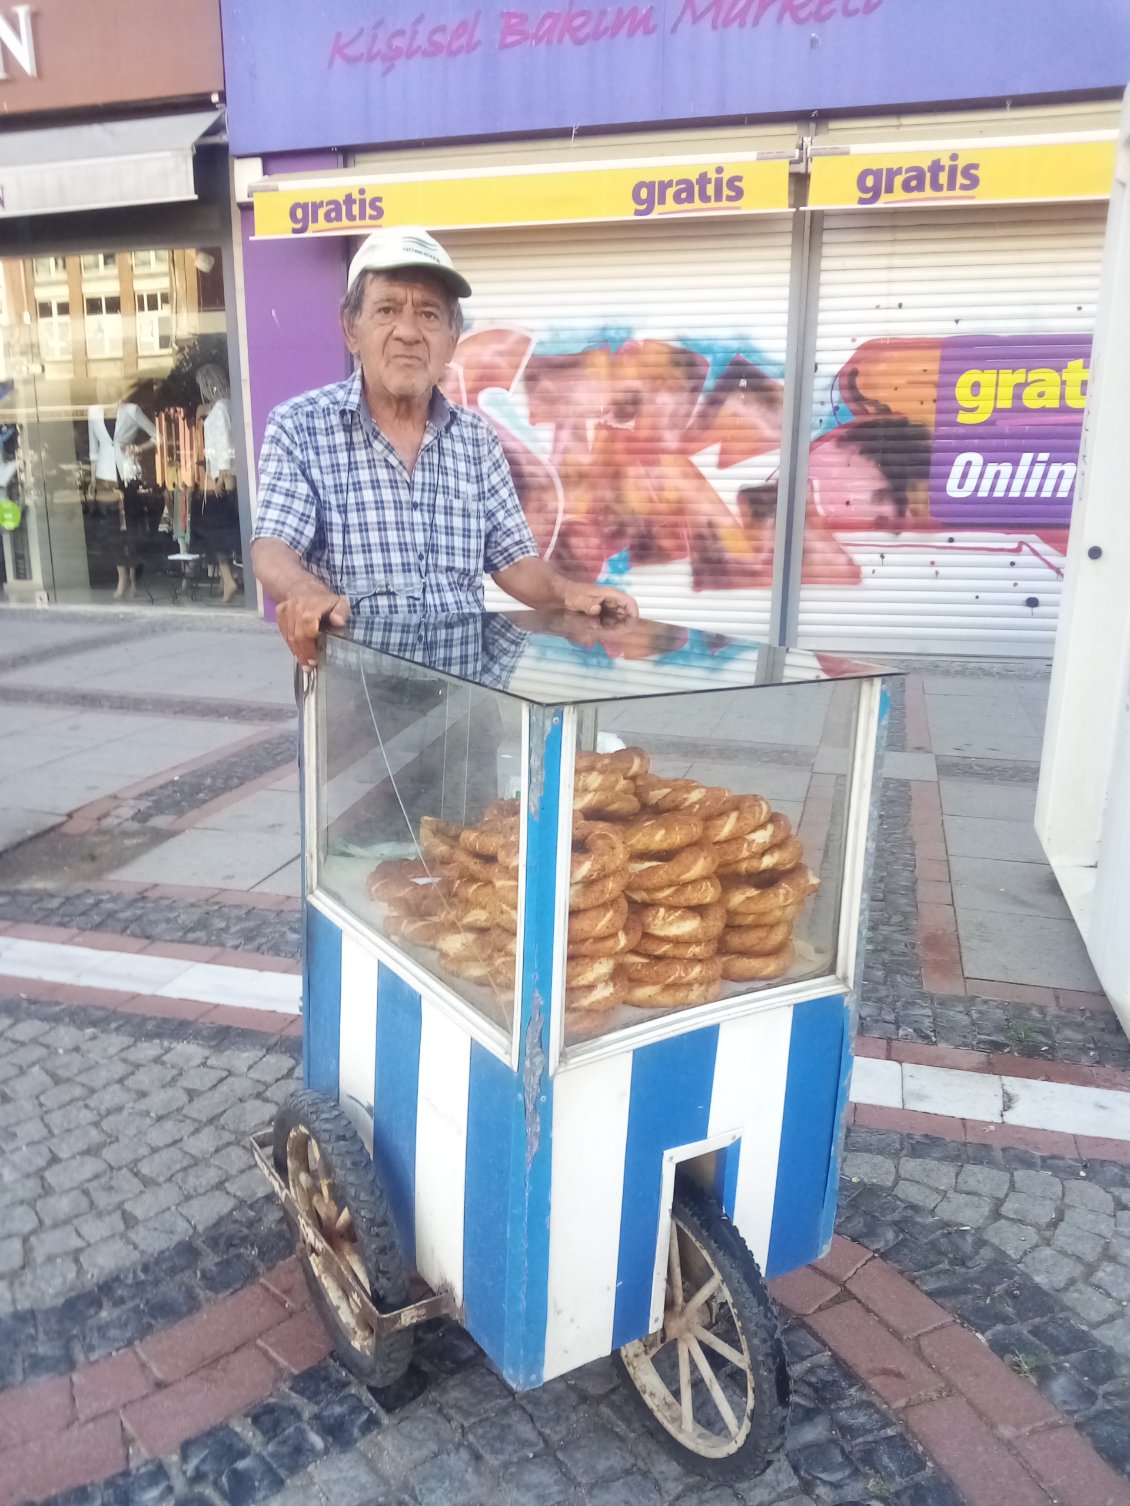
[252,227,637,665]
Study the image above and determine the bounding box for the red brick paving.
[72,1350,153,1423]
[765,1267,838,1316]
[904,1396,1055,1506]
[123,1347,281,1458]
[258,1310,334,1374]
[917,1325,1059,1438]
[806,1298,942,1408]
[965,978,1059,1009]
[812,1234,873,1284]
[0,1417,127,1506]
[845,1259,951,1340]
[858,1037,1130,1095]
[138,1285,287,1385]
[1014,1425,1130,1506]
[0,1376,73,1449]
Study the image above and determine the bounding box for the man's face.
[344,272,458,404]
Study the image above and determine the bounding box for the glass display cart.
[254,608,891,1480]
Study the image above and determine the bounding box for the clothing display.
[202,397,235,479]
[87,402,158,486]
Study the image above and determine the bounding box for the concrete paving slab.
[0,705,80,738]
[926,694,1044,759]
[882,750,938,781]
[0,613,105,656]
[686,762,813,805]
[110,828,300,889]
[12,761,138,813]
[919,674,1018,697]
[943,814,1046,863]
[196,788,299,836]
[251,858,302,897]
[955,907,1103,991]
[939,779,1037,821]
[949,855,1074,920]
[0,807,64,854]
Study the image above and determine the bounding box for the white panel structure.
[413,1001,472,1302]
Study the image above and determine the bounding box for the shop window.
[84,295,123,359]
[135,290,172,355]
[35,298,71,362]
[195,248,224,311]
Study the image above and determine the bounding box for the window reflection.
[0,246,241,607]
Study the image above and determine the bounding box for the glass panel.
[562,678,860,1048]
[0,245,238,607]
[317,635,525,1038]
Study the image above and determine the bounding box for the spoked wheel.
[273,1089,412,1388]
[618,1182,789,1480]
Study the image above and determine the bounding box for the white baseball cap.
[346,226,472,299]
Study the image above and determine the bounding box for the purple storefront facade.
[224,0,1130,655]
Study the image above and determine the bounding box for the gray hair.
[339,268,464,340]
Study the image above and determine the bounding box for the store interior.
[0,244,244,608]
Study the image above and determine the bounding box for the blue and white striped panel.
[542,993,850,1382]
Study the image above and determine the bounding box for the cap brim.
[361,257,472,300]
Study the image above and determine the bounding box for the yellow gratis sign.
[808,139,1117,210]
[252,157,791,238]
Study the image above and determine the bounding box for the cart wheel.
[618,1181,789,1479]
[273,1089,412,1388]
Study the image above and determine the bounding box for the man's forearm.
[491,555,567,608]
[250,537,327,605]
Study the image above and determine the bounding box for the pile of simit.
[365,746,818,1027]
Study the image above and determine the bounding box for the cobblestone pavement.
[842,1130,1130,1431]
[0,890,300,959]
[0,994,299,1318]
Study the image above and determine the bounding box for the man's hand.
[558,580,638,622]
[276,580,350,668]
[494,556,639,621]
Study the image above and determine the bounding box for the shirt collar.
[339,370,456,437]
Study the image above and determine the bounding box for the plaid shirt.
[253,371,537,613]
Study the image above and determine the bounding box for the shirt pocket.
[428,490,484,580]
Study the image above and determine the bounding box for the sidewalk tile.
[1002,1077,1130,1142]
[903,1063,1003,1123]
[890,1042,989,1073]
[767,1268,839,1315]
[966,979,1059,1009]
[812,1236,873,1284]
[138,1285,287,1384]
[122,1348,279,1458]
[258,1311,334,1374]
[0,1376,73,1449]
[0,1417,126,1506]
[852,1105,965,1142]
[849,1056,903,1109]
[73,1349,153,1422]
[955,909,1102,993]
[944,816,1046,864]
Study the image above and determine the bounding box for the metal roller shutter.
[437,216,794,635]
[796,202,1106,657]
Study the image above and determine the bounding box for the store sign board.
[219,0,1130,158]
[251,158,791,239]
[808,140,1118,209]
[929,334,1091,528]
[0,0,223,117]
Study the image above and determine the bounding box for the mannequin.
[194,364,240,603]
[87,399,157,598]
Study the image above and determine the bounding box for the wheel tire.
[617,1179,790,1480]
[273,1088,412,1388]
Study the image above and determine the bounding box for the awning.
[807,132,1118,211]
[0,110,223,219]
[249,152,795,240]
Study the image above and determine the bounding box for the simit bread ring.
[704,795,772,845]
[624,977,719,1009]
[566,954,618,988]
[366,858,428,901]
[627,843,717,892]
[453,876,519,912]
[419,816,465,867]
[719,919,793,956]
[620,955,723,989]
[487,927,517,961]
[568,893,629,941]
[722,868,819,917]
[574,777,640,818]
[386,880,453,920]
[448,845,505,883]
[570,821,629,883]
[635,899,726,941]
[636,775,735,818]
[626,874,721,907]
[459,817,519,859]
[567,915,643,958]
[575,746,650,779]
[633,932,719,959]
[484,798,520,822]
[566,976,628,1013]
[387,914,448,947]
[721,836,804,879]
[622,812,703,855]
[570,869,628,913]
[713,813,790,869]
[720,943,794,982]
